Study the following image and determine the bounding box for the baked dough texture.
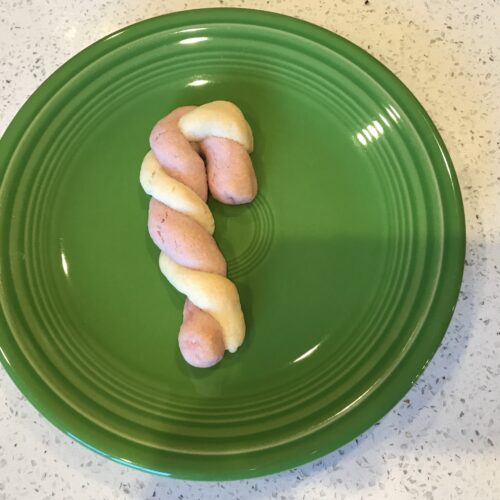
[140,101,257,367]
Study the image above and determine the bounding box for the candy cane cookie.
[140,101,257,367]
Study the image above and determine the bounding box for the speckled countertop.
[0,1,499,498]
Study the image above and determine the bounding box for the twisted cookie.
[140,101,257,368]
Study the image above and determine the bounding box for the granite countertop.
[0,1,499,498]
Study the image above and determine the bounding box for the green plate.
[0,9,465,480]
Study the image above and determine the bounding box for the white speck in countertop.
[0,0,499,499]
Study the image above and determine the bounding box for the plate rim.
[0,7,465,480]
